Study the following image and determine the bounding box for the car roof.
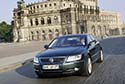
[56,34,90,39]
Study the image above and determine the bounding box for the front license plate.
[43,65,59,70]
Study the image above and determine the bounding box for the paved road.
[0,41,49,58]
[0,37,125,84]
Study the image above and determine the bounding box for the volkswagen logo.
[49,58,54,63]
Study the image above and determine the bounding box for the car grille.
[40,57,66,64]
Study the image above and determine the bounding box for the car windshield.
[49,36,86,48]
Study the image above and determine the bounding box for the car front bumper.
[33,61,84,75]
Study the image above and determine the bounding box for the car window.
[90,35,95,41]
[87,35,93,44]
[48,36,86,48]
[49,39,58,48]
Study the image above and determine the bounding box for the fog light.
[74,68,79,71]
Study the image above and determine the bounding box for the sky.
[0,0,125,24]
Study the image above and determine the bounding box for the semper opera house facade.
[12,0,122,42]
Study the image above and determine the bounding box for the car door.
[89,35,101,61]
[87,35,97,62]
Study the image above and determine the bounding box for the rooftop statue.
[17,0,25,9]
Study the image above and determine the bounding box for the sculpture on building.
[17,0,25,9]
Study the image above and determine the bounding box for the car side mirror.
[44,45,49,49]
[93,40,97,43]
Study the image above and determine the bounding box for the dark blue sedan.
[33,34,104,77]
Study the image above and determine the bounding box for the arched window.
[41,17,45,25]
[55,29,59,37]
[54,3,56,6]
[70,4,72,7]
[49,4,52,7]
[42,30,45,33]
[54,16,58,20]
[48,29,53,40]
[84,5,88,14]
[90,6,94,14]
[33,6,35,9]
[55,29,59,32]
[49,29,52,33]
[104,25,107,35]
[37,5,39,8]
[36,31,40,40]
[41,5,43,8]
[54,16,58,24]
[47,17,51,24]
[35,18,39,25]
[63,4,65,7]
[41,30,46,40]
[31,32,34,40]
[45,4,47,7]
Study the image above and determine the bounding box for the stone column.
[32,18,35,26]
[71,8,77,34]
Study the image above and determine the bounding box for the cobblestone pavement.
[0,37,125,84]
[83,55,125,84]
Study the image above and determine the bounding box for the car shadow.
[15,61,101,80]
[15,63,79,79]
[15,63,36,79]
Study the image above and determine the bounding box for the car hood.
[36,47,86,57]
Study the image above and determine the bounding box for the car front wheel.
[85,57,92,76]
[97,50,104,63]
[79,56,93,76]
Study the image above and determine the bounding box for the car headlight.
[66,55,82,62]
[34,57,39,63]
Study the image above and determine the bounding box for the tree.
[0,21,13,42]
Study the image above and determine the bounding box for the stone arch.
[54,3,56,6]
[41,17,45,25]
[36,31,40,40]
[35,18,39,25]
[55,29,59,37]
[48,29,53,40]
[63,28,68,35]
[47,17,51,24]
[31,31,34,40]
[54,16,58,24]
[41,30,46,40]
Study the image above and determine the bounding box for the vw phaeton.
[33,34,104,77]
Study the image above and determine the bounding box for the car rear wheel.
[97,50,104,63]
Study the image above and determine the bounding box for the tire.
[97,50,104,63]
[79,56,93,76]
[35,71,43,78]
